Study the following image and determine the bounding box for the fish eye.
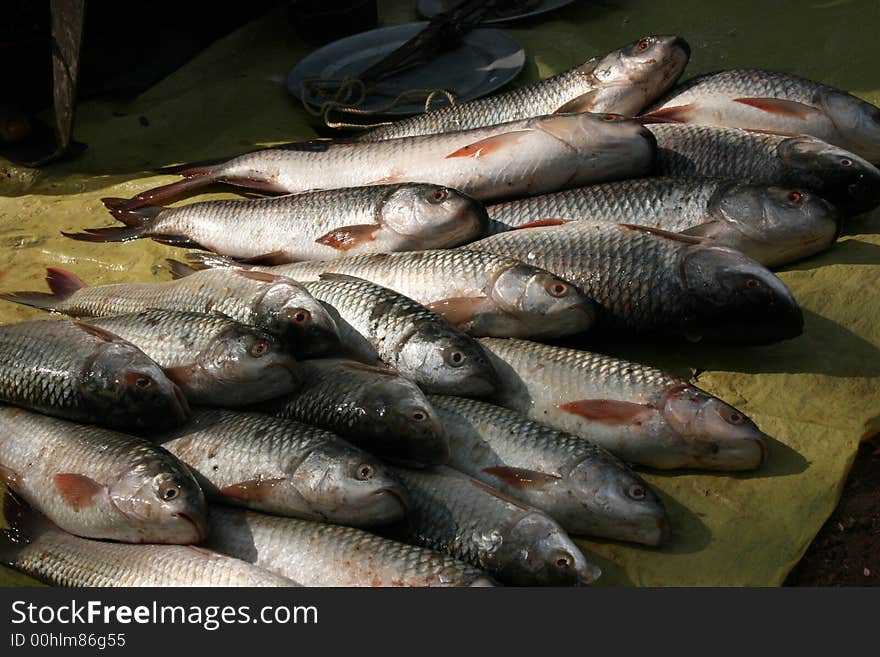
[136,376,152,388]
[546,281,569,298]
[719,405,746,425]
[356,464,374,481]
[601,113,621,122]
[840,158,853,167]
[429,188,449,203]
[291,309,311,324]
[745,278,761,289]
[412,410,427,422]
[161,485,180,501]
[444,350,466,367]
[553,553,573,570]
[249,341,270,357]
[786,191,803,204]
[627,484,647,501]
[637,37,652,51]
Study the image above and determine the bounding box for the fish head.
[379,184,488,249]
[397,323,499,397]
[294,447,409,526]
[583,35,690,114]
[569,458,669,546]
[109,459,208,543]
[361,377,450,466]
[659,384,768,470]
[492,513,600,586]
[679,244,803,343]
[80,342,190,430]
[488,264,596,339]
[692,182,840,266]
[776,136,880,215]
[254,280,341,357]
[817,88,880,164]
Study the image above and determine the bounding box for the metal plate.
[287,22,525,116]
[418,0,575,24]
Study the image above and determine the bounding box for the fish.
[647,123,880,215]
[182,250,596,340]
[301,274,498,396]
[466,221,803,343]
[389,465,600,586]
[116,112,657,207]
[0,266,340,358]
[358,36,691,141]
[479,338,768,471]
[204,505,496,587]
[65,183,489,261]
[0,318,189,430]
[0,495,296,587]
[84,310,300,407]
[428,395,669,545]
[485,177,841,267]
[258,358,449,467]
[641,68,880,163]
[0,406,207,543]
[154,408,408,527]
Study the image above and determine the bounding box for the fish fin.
[0,267,86,311]
[73,322,126,343]
[315,224,380,251]
[638,104,696,123]
[151,235,204,248]
[558,399,657,426]
[364,176,399,185]
[219,477,287,501]
[554,90,600,114]
[0,463,21,489]
[469,478,530,510]
[62,226,151,243]
[318,273,371,284]
[619,223,708,244]
[511,218,573,230]
[53,473,105,509]
[339,361,398,377]
[237,251,292,266]
[733,97,818,120]
[679,222,721,238]
[167,260,198,279]
[185,252,241,271]
[236,269,282,284]
[46,267,86,297]
[100,197,165,227]
[425,297,489,326]
[446,131,530,159]
[121,165,223,208]
[482,466,560,490]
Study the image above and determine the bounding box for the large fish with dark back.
[359,35,691,141]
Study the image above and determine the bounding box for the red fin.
[469,478,530,510]
[46,267,86,298]
[364,176,398,185]
[733,97,817,119]
[238,251,292,266]
[219,477,286,501]
[63,226,149,243]
[558,399,657,426]
[425,297,488,326]
[73,322,125,343]
[315,225,380,251]
[483,466,560,490]
[100,198,165,227]
[236,269,281,284]
[512,218,572,230]
[167,260,198,279]
[339,361,398,377]
[446,131,530,159]
[639,104,696,123]
[53,473,104,509]
[619,223,707,244]
[555,90,600,114]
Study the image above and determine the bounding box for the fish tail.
[185,252,242,271]
[101,197,166,227]
[112,165,224,210]
[0,267,86,311]
[62,226,149,243]
[62,201,169,243]
[166,259,198,279]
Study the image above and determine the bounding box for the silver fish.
[0,406,207,543]
[0,496,296,587]
[301,274,498,396]
[183,250,596,340]
[390,465,600,586]
[155,408,408,527]
[648,123,880,215]
[66,184,488,261]
[359,35,690,141]
[0,318,189,430]
[205,505,496,587]
[428,395,669,545]
[479,338,768,471]
[466,221,803,343]
[486,177,841,267]
[85,310,300,407]
[120,112,656,206]
[0,266,340,358]
[642,68,880,163]
[259,359,448,467]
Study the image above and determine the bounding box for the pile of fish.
[1,33,878,587]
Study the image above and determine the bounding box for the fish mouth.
[175,511,208,543]
[656,516,672,546]
[377,485,410,518]
[754,435,770,466]
[671,36,691,60]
